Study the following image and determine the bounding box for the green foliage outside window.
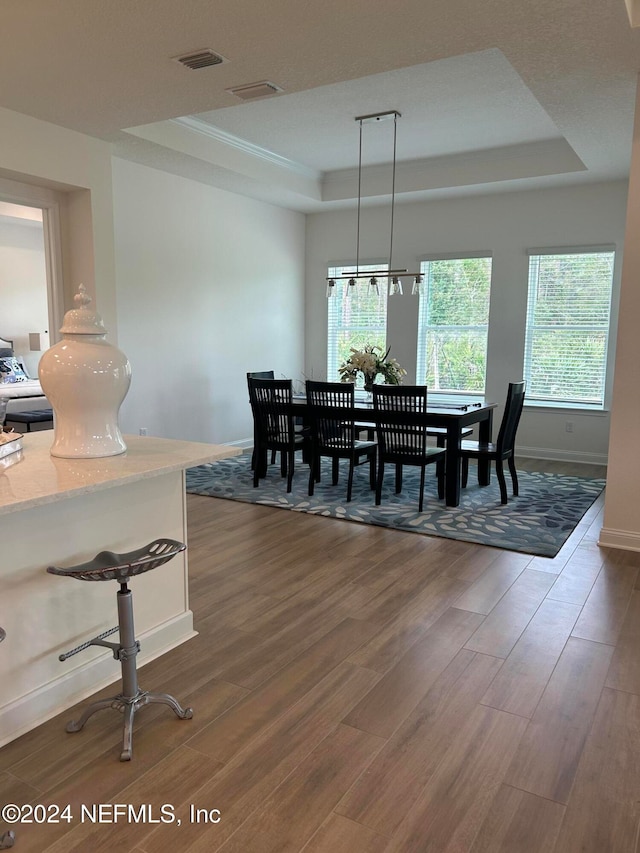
[524,252,614,405]
[417,257,491,393]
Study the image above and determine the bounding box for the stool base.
[66,688,193,761]
[0,831,15,849]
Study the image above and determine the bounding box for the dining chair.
[305,380,377,502]
[372,385,446,512]
[460,380,526,504]
[248,377,305,492]
[247,370,276,471]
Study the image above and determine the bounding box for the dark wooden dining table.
[293,396,497,508]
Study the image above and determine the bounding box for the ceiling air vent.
[174,49,226,70]
[227,81,283,100]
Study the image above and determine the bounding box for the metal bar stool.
[47,539,193,761]
[0,629,15,849]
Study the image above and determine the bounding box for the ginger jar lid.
[59,284,107,336]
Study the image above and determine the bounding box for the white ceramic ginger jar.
[38,284,132,458]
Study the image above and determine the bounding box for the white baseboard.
[0,611,196,748]
[517,446,608,466]
[597,527,640,552]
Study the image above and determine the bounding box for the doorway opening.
[0,178,65,379]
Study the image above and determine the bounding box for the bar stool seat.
[0,629,15,849]
[47,538,192,761]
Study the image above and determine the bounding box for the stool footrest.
[58,625,119,661]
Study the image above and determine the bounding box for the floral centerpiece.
[339,344,406,391]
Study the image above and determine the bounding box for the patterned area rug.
[186,454,606,558]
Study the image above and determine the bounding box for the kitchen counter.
[0,431,239,515]
[0,431,240,745]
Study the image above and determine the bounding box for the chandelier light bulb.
[326,278,336,298]
[369,276,380,295]
[390,276,403,296]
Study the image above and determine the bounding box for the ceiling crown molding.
[171,117,321,181]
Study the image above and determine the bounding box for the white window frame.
[416,253,492,399]
[523,246,615,411]
[326,262,389,382]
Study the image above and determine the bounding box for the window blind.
[523,250,615,407]
[416,256,492,394]
[327,264,389,382]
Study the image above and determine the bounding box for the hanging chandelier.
[326,110,423,299]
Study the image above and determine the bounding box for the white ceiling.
[193,52,561,171]
[2,0,640,211]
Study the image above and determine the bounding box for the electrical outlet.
[139,427,148,436]
[565,421,574,433]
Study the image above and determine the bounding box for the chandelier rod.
[333,269,408,279]
[389,111,398,274]
[325,110,424,295]
[356,117,363,276]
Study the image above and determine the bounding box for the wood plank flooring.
[5,457,639,852]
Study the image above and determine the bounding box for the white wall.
[305,181,628,463]
[0,217,49,376]
[112,157,306,445]
[0,106,117,337]
[601,76,640,550]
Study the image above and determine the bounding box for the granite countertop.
[0,431,240,516]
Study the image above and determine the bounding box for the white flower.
[339,344,405,386]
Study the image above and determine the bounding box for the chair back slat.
[496,381,526,454]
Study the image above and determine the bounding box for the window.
[416,255,492,395]
[523,249,615,408]
[327,264,388,381]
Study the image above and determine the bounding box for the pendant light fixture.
[326,110,424,298]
